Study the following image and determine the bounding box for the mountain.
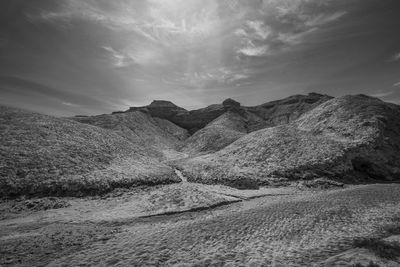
[178,95,400,187]
[126,93,332,155]
[128,100,226,134]
[127,93,332,135]
[179,93,332,154]
[0,106,180,198]
[3,93,399,197]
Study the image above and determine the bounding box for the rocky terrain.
[1,93,400,266]
[127,93,332,134]
[179,95,400,187]
[1,184,399,266]
[0,106,179,198]
[1,92,343,199]
[180,111,247,155]
[2,93,400,198]
[70,111,189,160]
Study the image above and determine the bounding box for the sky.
[0,0,400,116]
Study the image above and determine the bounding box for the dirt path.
[1,184,400,266]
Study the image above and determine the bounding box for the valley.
[1,93,400,266]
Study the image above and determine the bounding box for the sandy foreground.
[1,183,400,266]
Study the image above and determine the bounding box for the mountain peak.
[222,98,241,108]
[149,100,180,108]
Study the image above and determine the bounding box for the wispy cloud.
[102,46,135,68]
[391,52,400,62]
[238,44,270,57]
[234,1,347,57]
[61,101,78,107]
[304,11,347,27]
[393,81,400,87]
[369,91,394,98]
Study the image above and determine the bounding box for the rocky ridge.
[126,93,331,134]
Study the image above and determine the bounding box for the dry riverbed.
[1,183,400,266]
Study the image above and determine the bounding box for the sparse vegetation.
[352,261,381,267]
[181,111,246,155]
[179,95,400,186]
[222,175,260,190]
[353,237,400,260]
[1,94,400,266]
[0,106,180,198]
[45,184,400,266]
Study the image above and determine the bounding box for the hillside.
[2,94,399,197]
[180,111,247,155]
[0,106,179,198]
[180,94,330,155]
[178,95,400,186]
[244,92,333,131]
[125,93,332,155]
[71,111,189,160]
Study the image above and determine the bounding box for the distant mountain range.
[1,93,399,198]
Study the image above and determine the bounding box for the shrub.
[352,261,380,267]
[223,176,259,190]
[353,237,400,260]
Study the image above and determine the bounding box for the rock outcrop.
[127,93,332,135]
[222,98,241,112]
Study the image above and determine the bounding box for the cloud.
[304,11,347,27]
[233,1,347,57]
[238,44,269,57]
[369,91,394,98]
[245,20,271,40]
[61,101,79,107]
[393,82,400,87]
[391,52,400,62]
[102,46,135,68]
[277,28,317,46]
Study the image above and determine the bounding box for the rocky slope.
[71,111,189,160]
[0,106,179,198]
[126,93,332,155]
[178,95,400,186]
[179,94,332,155]
[244,92,333,131]
[180,111,247,155]
[2,93,399,197]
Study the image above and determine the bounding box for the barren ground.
[1,183,400,266]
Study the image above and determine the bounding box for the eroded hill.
[0,106,179,198]
[126,93,332,134]
[2,93,399,198]
[178,95,400,187]
[70,111,189,160]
